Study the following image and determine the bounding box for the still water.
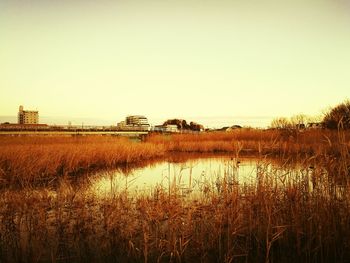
[87,155,311,198]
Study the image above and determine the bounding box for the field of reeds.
[1,129,349,186]
[147,129,350,157]
[0,129,349,262]
[0,136,165,188]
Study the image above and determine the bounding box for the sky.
[1,0,350,127]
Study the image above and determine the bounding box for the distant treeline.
[270,99,350,130]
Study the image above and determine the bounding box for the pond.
[86,155,324,199]
[0,154,348,263]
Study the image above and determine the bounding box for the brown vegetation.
[0,136,164,187]
[147,129,350,157]
[0,130,350,262]
[1,129,350,186]
[0,154,349,262]
[323,99,350,129]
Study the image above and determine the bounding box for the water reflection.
[89,156,264,198]
[85,155,347,201]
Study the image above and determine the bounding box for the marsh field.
[0,129,350,263]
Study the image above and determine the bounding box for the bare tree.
[270,117,292,129]
[290,114,308,126]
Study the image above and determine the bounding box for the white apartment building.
[117,115,150,131]
[125,115,149,126]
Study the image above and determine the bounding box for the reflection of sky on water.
[87,155,346,200]
[89,157,260,198]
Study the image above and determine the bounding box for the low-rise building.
[165,124,179,133]
[117,121,126,130]
[153,124,179,133]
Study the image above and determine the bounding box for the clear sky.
[1,0,349,127]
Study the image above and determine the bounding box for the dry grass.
[0,136,165,187]
[0,130,349,262]
[0,129,349,185]
[0,155,349,263]
[148,129,350,157]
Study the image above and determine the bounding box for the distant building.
[117,115,150,131]
[18,105,39,124]
[126,115,149,126]
[153,125,164,132]
[117,121,126,130]
[153,124,179,133]
[164,124,179,133]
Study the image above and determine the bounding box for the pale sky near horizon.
[1,0,350,127]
